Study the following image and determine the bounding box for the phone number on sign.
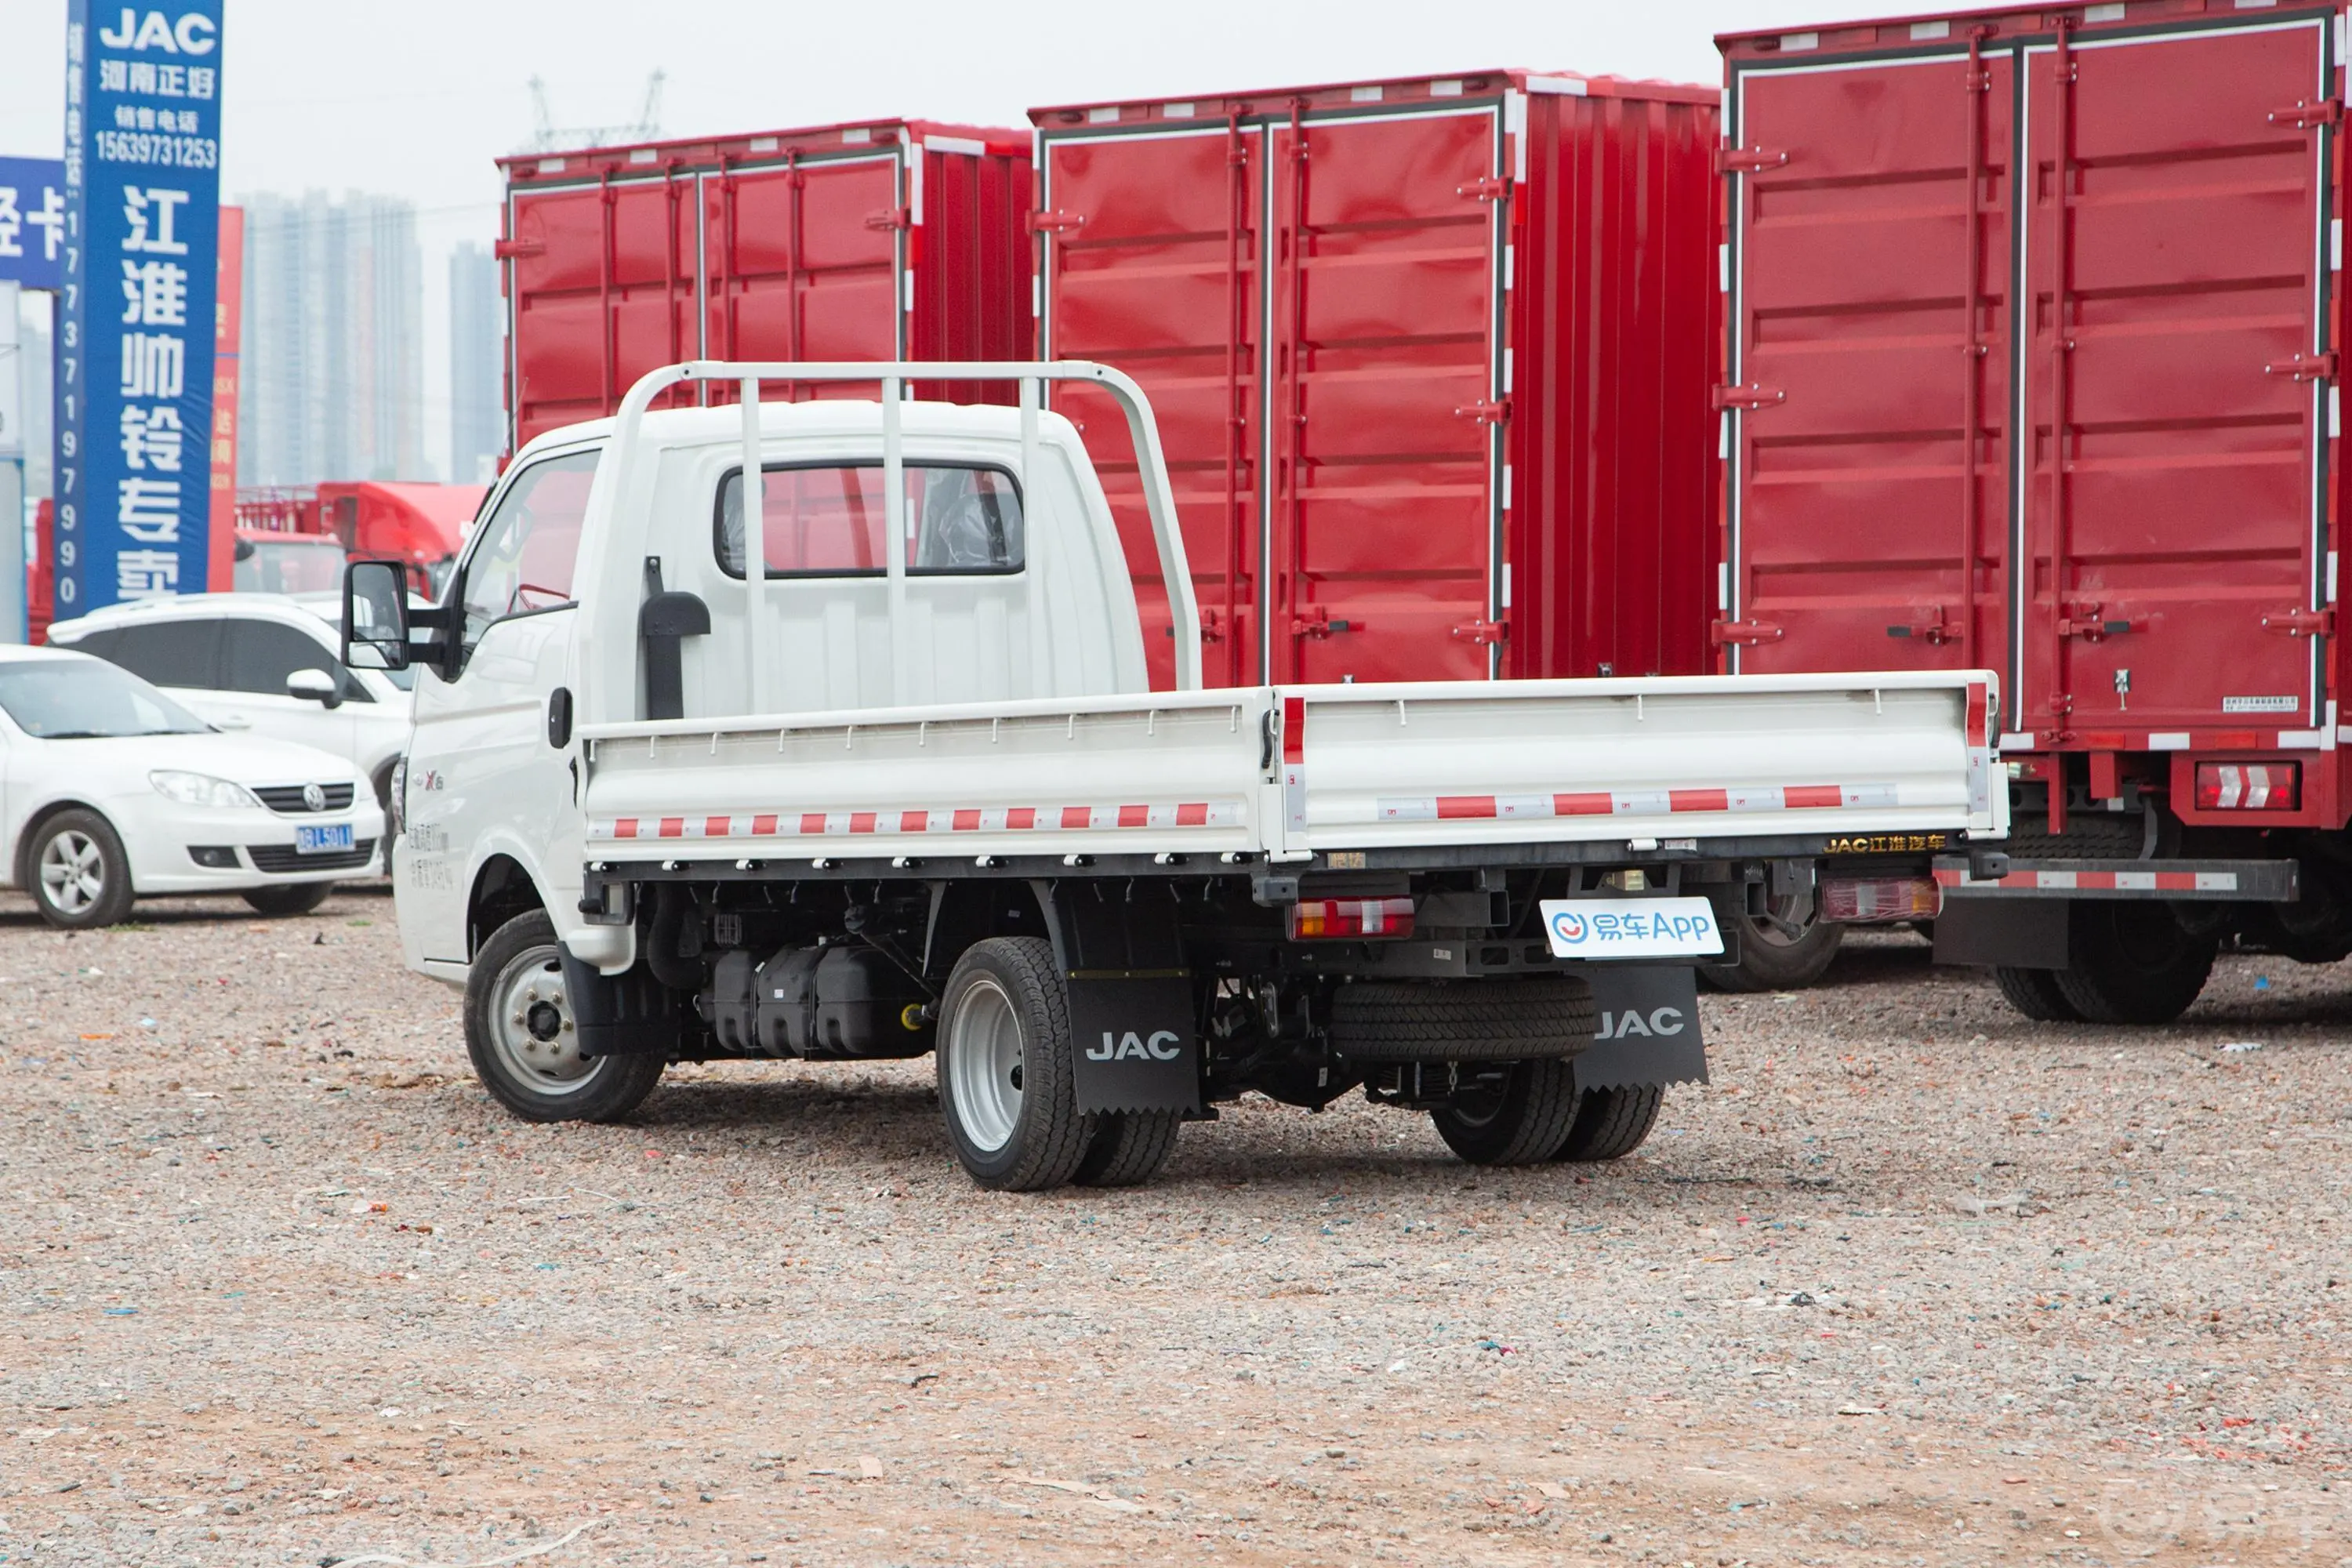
[94,132,219,169]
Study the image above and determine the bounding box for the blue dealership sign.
[54,2,223,614]
[0,158,67,291]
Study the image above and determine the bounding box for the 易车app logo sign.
[53,2,224,613]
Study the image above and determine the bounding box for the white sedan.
[0,646,386,929]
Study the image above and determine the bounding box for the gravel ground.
[3,891,2349,1567]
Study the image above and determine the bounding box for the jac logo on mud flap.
[1595,1007,1686,1041]
[1087,1030,1182,1062]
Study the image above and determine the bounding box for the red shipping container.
[497,120,1033,452]
[1717,3,2350,830]
[1031,71,1721,689]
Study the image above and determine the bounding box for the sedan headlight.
[149,771,264,810]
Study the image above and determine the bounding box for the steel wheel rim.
[947,976,1023,1152]
[38,830,105,916]
[485,942,598,1094]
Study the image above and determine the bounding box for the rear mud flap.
[1065,973,1203,1117]
[1574,965,1708,1091]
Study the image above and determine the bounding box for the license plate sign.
[294,823,354,855]
[1540,897,1723,959]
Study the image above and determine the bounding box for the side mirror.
[342,559,412,671]
[286,668,342,709]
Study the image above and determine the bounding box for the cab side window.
[220,618,369,703]
[459,450,601,650]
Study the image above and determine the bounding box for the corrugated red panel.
[1718,3,2345,822]
[1033,71,1721,689]
[496,122,1032,451]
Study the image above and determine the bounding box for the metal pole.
[0,281,26,643]
[882,376,908,705]
[740,376,768,713]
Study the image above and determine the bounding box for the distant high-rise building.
[238,191,426,487]
[448,241,503,485]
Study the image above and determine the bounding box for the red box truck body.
[497,120,1033,451]
[1718,2,2352,1016]
[1031,71,1721,689]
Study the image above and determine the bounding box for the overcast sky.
[0,0,1893,477]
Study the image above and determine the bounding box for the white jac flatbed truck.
[343,361,2007,1190]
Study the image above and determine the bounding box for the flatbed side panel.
[1295,678,1993,848]
[2017,19,2329,737]
[1726,45,2017,684]
[579,695,1270,862]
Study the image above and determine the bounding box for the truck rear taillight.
[1820,877,1942,924]
[1290,898,1416,940]
[2195,762,2299,811]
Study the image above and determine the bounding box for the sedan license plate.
[1539,896,1723,960]
[294,823,354,855]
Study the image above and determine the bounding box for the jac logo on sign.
[1087,1030,1182,1062]
[98,8,218,53]
[1595,1006,1686,1041]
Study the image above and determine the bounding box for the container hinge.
[1027,209,1087,234]
[1886,608,1964,645]
[492,236,546,261]
[1450,617,1508,647]
[1454,397,1511,426]
[2266,350,2339,383]
[2263,606,2333,637]
[1456,176,1511,202]
[1715,145,1789,176]
[1711,619,1784,647]
[1712,383,1785,412]
[2270,99,2343,130]
[864,206,913,231]
[1290,612,1356,640]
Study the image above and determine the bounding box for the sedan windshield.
[0,659,210,739]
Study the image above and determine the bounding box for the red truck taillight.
[2195,762,2299,811]
[1289,898,1416,940]
[1820,877,1942,924]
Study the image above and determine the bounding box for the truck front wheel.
[464,910,665,1123]
[935,937,1094,1192]
[1430,1058,1583,1166]
[2053,902,2216,1025]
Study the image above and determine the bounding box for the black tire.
[241,882,333,917]
[23,808,136,930]
[464,909,665,1123]
[1330,975,1598,1063]
[1552,1083,1664,1162]
[2052,902,2216,1025]
[935,936,1093,1192]
[1700,908,1844,993]
[1074,1112,1183,1188]
[1431,1058,1582,1166]
[1991,965,2084,1022]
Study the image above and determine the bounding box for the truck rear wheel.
[1074,1112,1183,1187]
[464,910,666,1123]
[1991,966,2084,1023]
[1430,1059,1582,1166]
[1700,904,1843,993]
[2053,902,2216,1025]
[1552,1083,1664,1162]
[935,936,1093,1192]
[1330,975,1597,1062]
